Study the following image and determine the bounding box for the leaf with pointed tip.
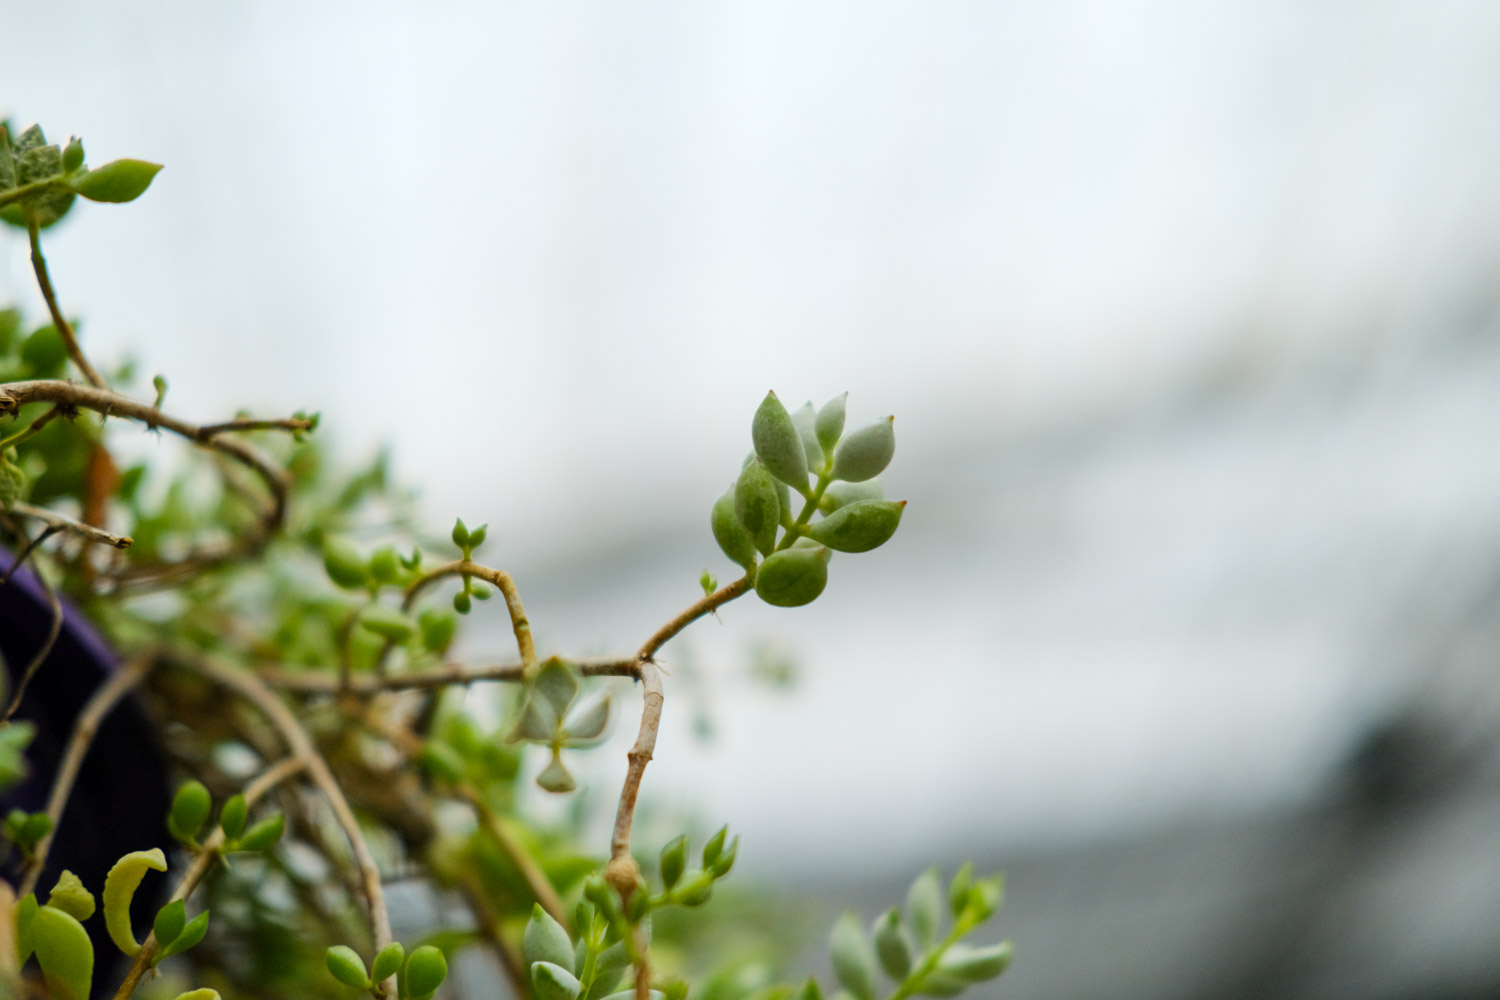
[103,849,167,957]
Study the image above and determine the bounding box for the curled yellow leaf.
[102,848,167,957]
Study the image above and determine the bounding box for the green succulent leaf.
[831,912,878,1000]
[936,942,1013,983]
[533,960,583,1000]
[359,604,416,643]
[46,870,95,922]
[70,158,163,203]
[170,991,222,1000]
[325,945,371,989]
[371,941,405,984]
[32,904,93,1000]
[536,750,576,794]
[157,910,210,962]
[711,487,759,570]
[406,945,449,1000]
[806,500,905,553]
[816,392,848,455]
[790,401,826,472]
[218,794,247,841]
[153,899,186,950]
[906,867,942,950]
[702,825,728,868]
[872,908,915,980]
[524,903,575,970]
[734,460,782,557]
[103,848,167,957]
[535,658,580,716]
[660,834,688,890]
[564,697,610,742]
[752,390,810,490]
[322,537,369,590]
[831,416,895,483]
[753,547,830,608]
[234,813,285,853]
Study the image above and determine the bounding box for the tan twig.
[0,379,292,586]
[27,218,107,390]
[167,652,396,994]
[261,656,638,695]
[0,522,60,585]
[609,575,751,866]
[17,650,156,896]
[111,756,305,1000]
[197,416,315,437]
[403,559,536,667]
[10,501,133,549]
[457,784,569,927]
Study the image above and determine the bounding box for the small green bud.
[582,876,615,915]
[831,912,878,1000]
[451,517,471,550]
[524,904,574,970]
[936,942,1013,983]
[831,416,895,483]
[872,909,915,980]
[218,794,247,840]
[406,945,449,999]
[369,546,401,585]
[325,945,371,989]
[468,523,488,549]
[734,460,781,557]
[167,781,212,845]
[359,604,416,643]
[19,811,52,847]
[753,547,830,608]
[453,590,472,614]
[702,825,728,868]
[659,835,688,890]
[625,887,651,921]
[419,609,457,654]
[62,137,83,173]
[71,158,163,202]
[752,390,810,490]
[471,583,491,599]
[536,750,576,793]
[235,813,285,853]
[321,537,369,590]
[711,488,758,570]
[46,870,95,922]
[790,401,826,472]
[964,876,1003,923]
[532,960,581,1000]
[419,741,467,784]
[700,569,717,595]
[709,835,739,878]
[807,500,905,553]
[371,942,404,984]
[674,870,714,906]
[816,392,847,455]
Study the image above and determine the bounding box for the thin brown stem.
[27,218,107,390]
[0,403,64,451]
[167,652,395,993]
[0,523,60,586]
[197,416,315,437]
[111,757,305,1000]
[0,379,292,586]
[457,784,568,927]
[261,656,638,695]
[10,501,132,549]
[17,650,155,896]
[403,559,535,667]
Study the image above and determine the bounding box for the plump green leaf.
[564,697,610,742]
[419,609,457,654]
[536,751,576,794]
[906,867,942,950]
[535,658,580,716]
[711,487,759,570]
[359,604,416,643]
[807,500,905,553]
[831,912,878,1000]
[936,942,1013,983]
[103,848,167,957]
[734,460,781,557]
[816,392,848,456]
[947,863,973,918]
[752,391,810,490]
[754,547,830,608]
[533,960,582,1000]
[321,537,369,590]
[872,909,915,980]
[659,834,688,891]
[33,904,93,1000]
[153,899,186,949]
[325,945,371,989]
[709,835,739,878]
[218,794,247,841]
[831,416,895,483]
[371,941,405,984]
[790,401,826,474]
[524,903,575,970]
[157,909,209,961]
[234,813,285,853]
[405,945,449,999]
[70,158,163,203]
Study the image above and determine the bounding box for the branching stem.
[27,218,108,390]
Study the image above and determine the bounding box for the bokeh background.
[7,2,1500,997]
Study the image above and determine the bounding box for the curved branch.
[403,559,535,667]
[10,501,132,549]
[166,651,395,992]
[0,379,293,586]
[27,218,107,390]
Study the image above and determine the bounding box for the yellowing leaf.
[103,848,166,957]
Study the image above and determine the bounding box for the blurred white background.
[7,3,1500,997]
